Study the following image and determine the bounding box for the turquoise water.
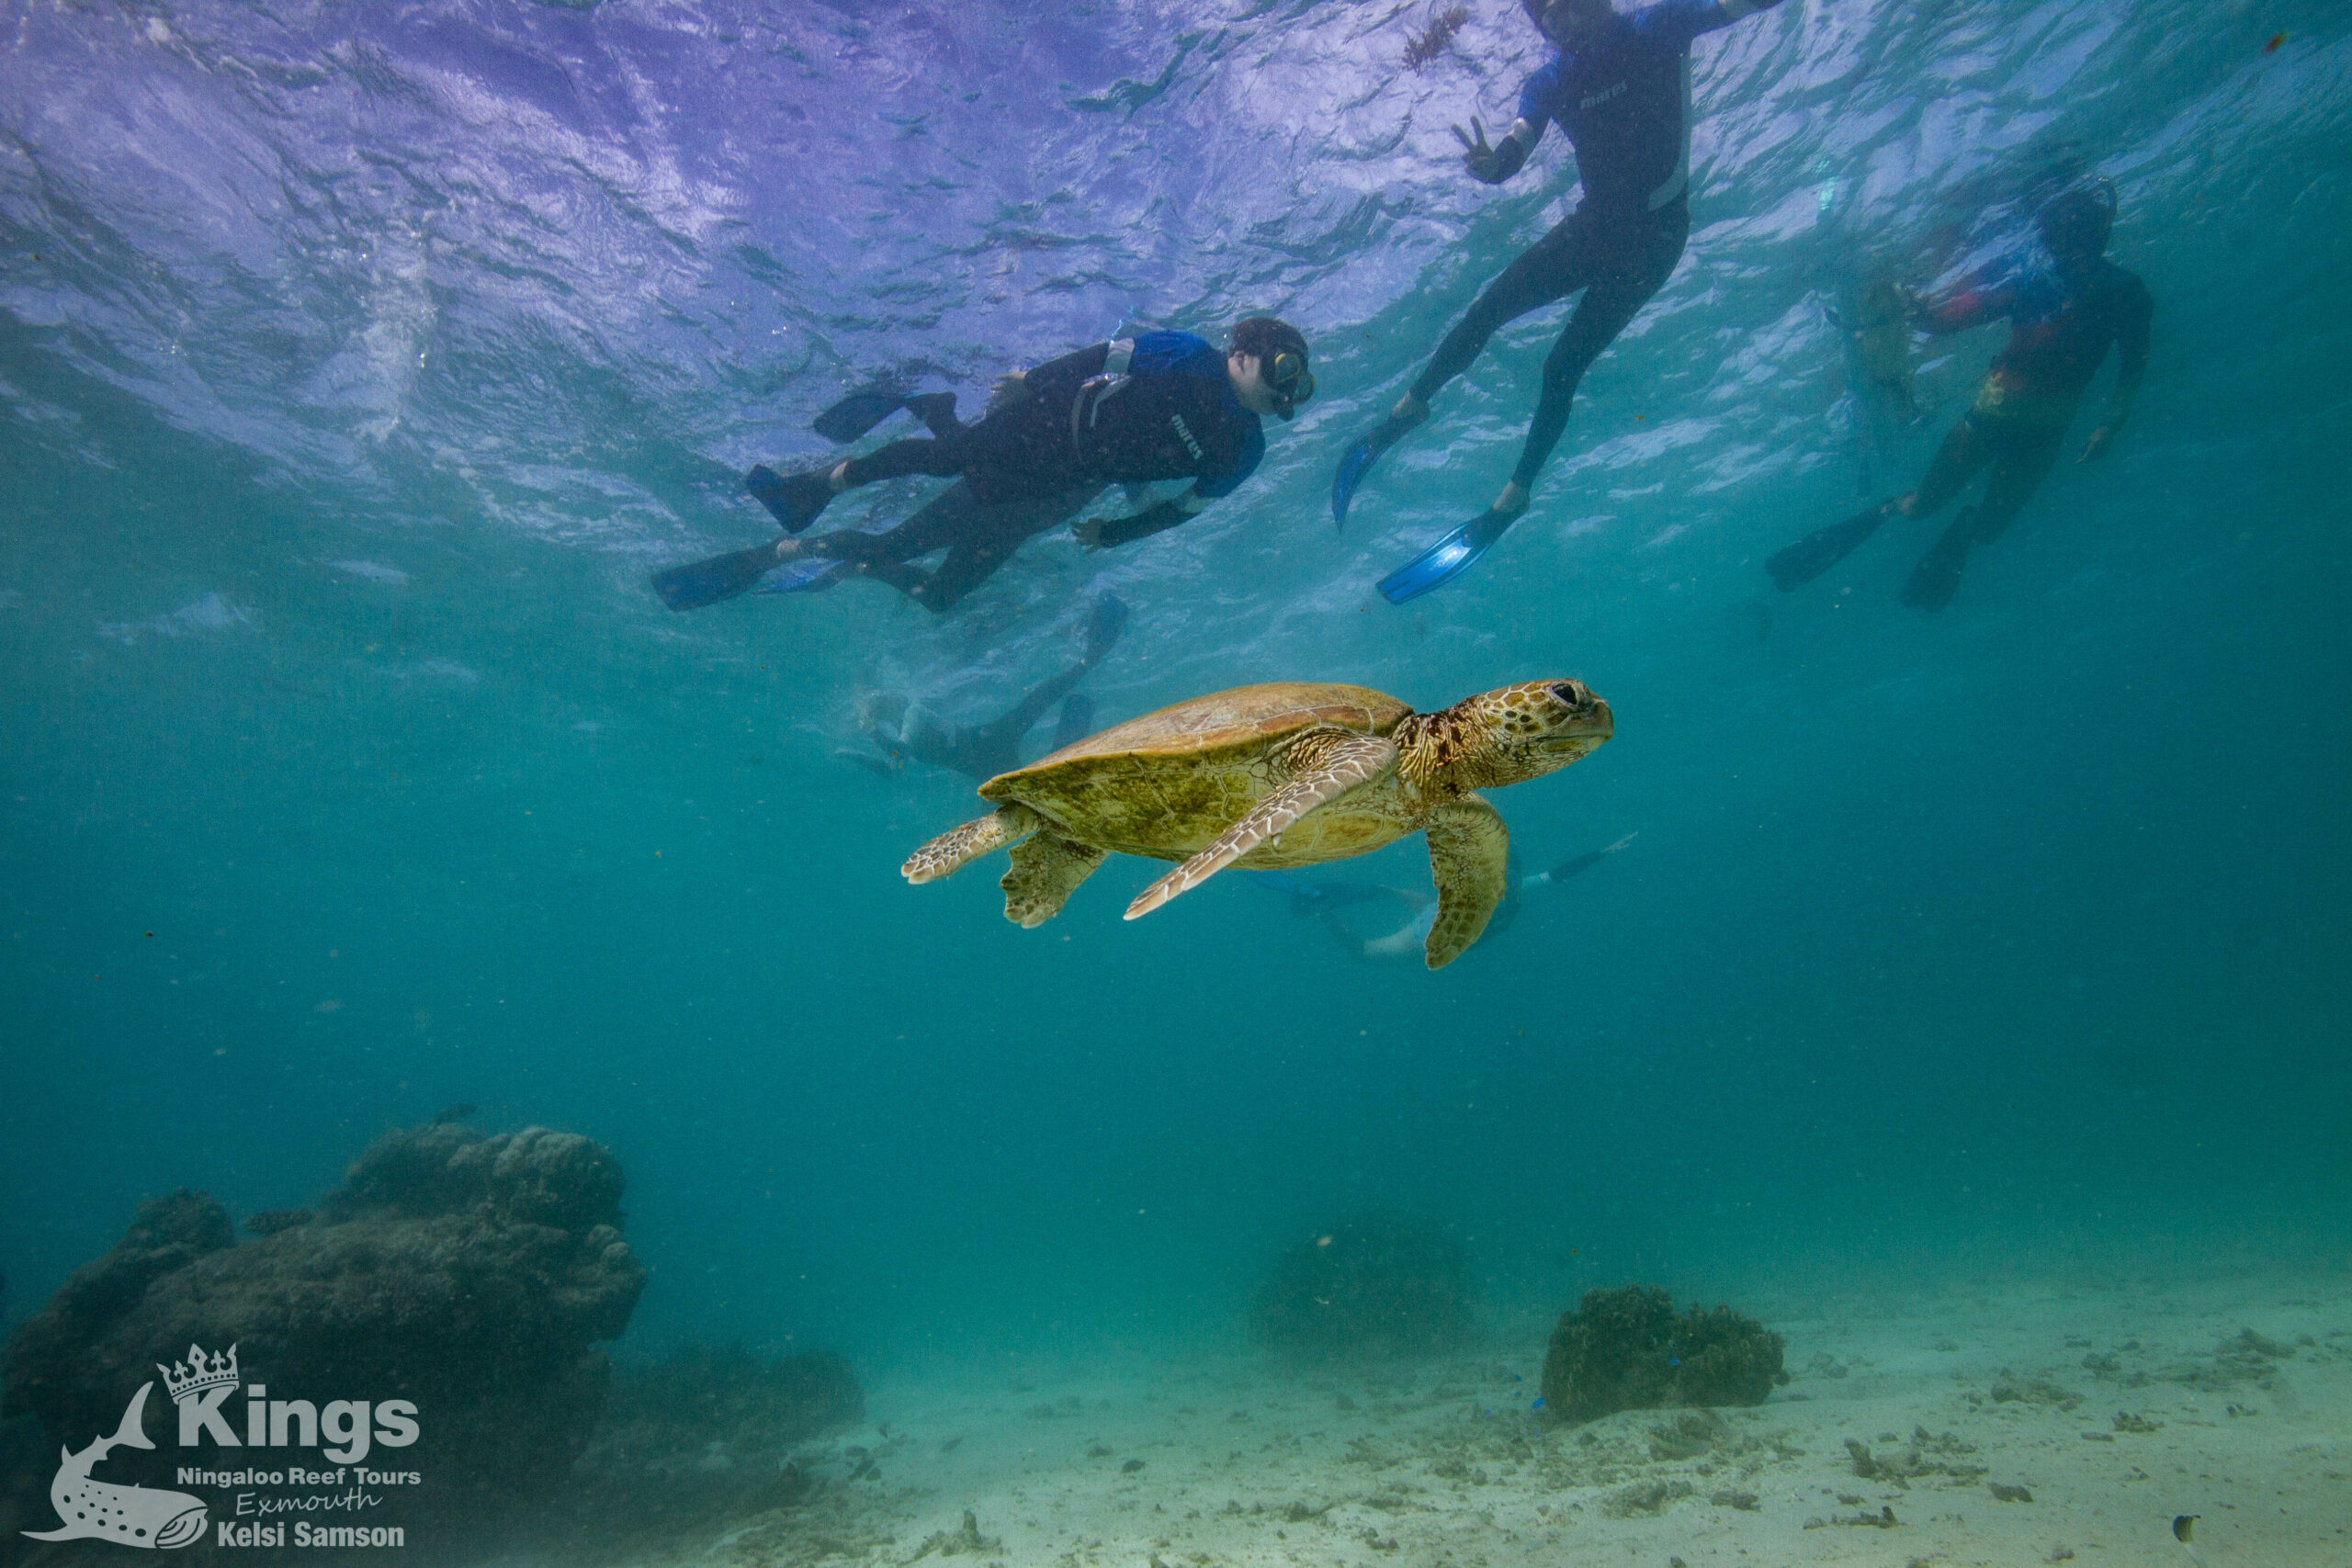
[3,0,2347,1399]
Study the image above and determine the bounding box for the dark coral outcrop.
[1539,1285,1787,1425]
[1,1122,646,1530]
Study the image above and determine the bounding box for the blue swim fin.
[749,557,846,595]
[1330,405,1429,531]
[1376,508,1518,604]
[811,381,910,444]
[650,542,786,612]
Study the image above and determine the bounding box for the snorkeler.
[841,594,1128,782]
[1334,0,1788,602]
[1260,833,1634,962]
[653,319,1313,613]
[1766,183,2153,610]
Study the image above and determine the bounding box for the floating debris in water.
[96,591,258,644]
[1404,6,1468,72]
[328,558,410,584]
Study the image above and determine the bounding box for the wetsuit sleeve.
[1479,62,1555,183]
[1629,0,1783,48]
[2102,276,2154,426]
[1922,276,2013,336]
[1091,499,1196,548]
[1515,59,1562,131]
[1190,421,1265,502]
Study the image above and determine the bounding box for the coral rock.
[1538,1285,1787,1426]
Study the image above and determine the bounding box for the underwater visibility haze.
[3,0,2350,1562]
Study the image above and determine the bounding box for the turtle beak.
[1538,683,1612,753]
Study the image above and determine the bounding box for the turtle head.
[1403,679,1612,794]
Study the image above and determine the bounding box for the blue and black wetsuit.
[1413,0,1781,489]
[841,332,1261,512]
[809,332,1263,608]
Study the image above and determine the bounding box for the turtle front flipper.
[903,804,1044,884]
[1125,734,1397,920]
[1001,833,1106,928]
[1422,795,1509,968]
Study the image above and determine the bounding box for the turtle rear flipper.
[1001,833,1105,928]
[1125,734,1396,920]
[1423,795,1509,968]
[903,804,1042,885]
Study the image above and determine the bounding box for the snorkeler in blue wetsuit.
[1766,184,2153,609]
[1334,0,1786,601]
[654,319,1312,614]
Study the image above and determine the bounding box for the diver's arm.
[1074,488,1210,550]
[2080,285,2152,463]
[1638,0,1785,45]
[1455,115,1540,185]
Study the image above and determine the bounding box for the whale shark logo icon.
[21,1382,208,1549]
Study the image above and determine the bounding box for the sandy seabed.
[583,1270,2352,1568]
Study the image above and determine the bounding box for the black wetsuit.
[807,332,1265,608]
[1416,0,1780,488]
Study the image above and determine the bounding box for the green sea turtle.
[901,678,1612,968]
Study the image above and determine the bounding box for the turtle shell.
[980,682,1414,863]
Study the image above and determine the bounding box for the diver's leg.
[1900,427,2063,611]
[838,421,987,488]
[1408,216,1589,407]
[1766,405,1991,592]
[1051,693,1096,752]
[904,485,1101,614]
[978,660,1092,753]
[807,479,985,570]
[1510,206,1687,494]
[1903,411,1998,521]
[1965,427,2065,547]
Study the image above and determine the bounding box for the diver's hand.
[1073,516,1107,551]
[1453,117,1508,183]
[988,369,1031,412]
[2077,423,2116,464]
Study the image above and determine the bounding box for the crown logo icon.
[157,1343,240,1404]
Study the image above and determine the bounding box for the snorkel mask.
[1267,349,1316,421]
[2038,178,2117,262]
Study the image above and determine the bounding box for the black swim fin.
[1766,502,1893,592]
[1376,506,1519,604]
[745,465,835,533]
[811,381,911,444]
[650,541,785,612]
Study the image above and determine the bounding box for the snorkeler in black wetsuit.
[1334,0,1787,601]
[1767,184,2153,610]
[841,595,1128,782]
[652,319,1313,615]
